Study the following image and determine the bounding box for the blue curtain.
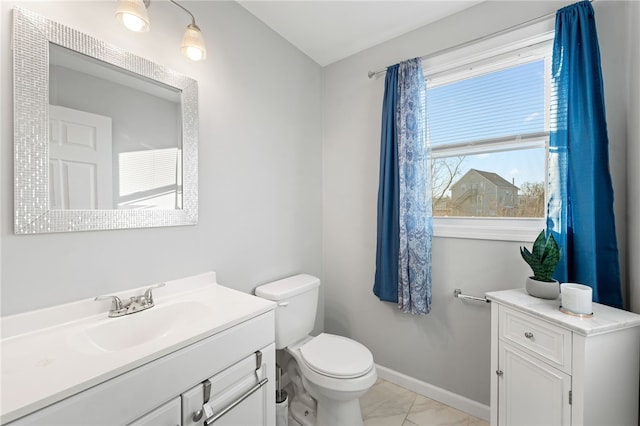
[547,1,623,308]
[374,58,432,315]
[373,65,400,304]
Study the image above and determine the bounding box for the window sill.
[433,217,544,242]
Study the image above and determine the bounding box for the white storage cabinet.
[487,289,640,426]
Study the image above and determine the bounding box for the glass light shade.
[181,24,206,61]
[116,0,150,32]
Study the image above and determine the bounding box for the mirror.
[49,44,184,211]
[13,7,198,234]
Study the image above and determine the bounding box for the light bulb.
[184,46,204,61]
[121,13,146,32]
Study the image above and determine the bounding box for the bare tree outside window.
[431,156,465,216]
[517,181,545,218]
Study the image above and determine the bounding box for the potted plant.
[520,230,561,299]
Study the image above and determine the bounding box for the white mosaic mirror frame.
[13,7,198,234]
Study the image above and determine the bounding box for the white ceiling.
[237,1,482,67]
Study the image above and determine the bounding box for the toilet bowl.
[287,334,377,426]
[255,275,377,426]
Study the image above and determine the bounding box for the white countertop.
[0,272,275,424]
[486,288,640,337]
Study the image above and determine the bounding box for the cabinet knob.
[496,369,503,376]
[524,332,534,339]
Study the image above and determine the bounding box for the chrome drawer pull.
[203,377,268,425]
[192,379,213,422]
[524,332,534,339]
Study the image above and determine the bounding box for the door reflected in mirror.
[49,44,183,211]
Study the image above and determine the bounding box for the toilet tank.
[255,274,320,349]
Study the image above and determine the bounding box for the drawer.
[499,306,572,373]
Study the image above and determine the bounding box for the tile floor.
[360,379,489,426]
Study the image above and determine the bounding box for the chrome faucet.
[95,283,166,317]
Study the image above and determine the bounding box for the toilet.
[255,274,377,426]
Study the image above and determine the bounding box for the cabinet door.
[498,344,571,426]
[128,397,180,426]
[182,350,272,426]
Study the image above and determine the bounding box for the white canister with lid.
[561,283,593,315]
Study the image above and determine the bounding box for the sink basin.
[77,301,209,352]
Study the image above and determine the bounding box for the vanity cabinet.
[487,289,640,426]
[7,312,276,426]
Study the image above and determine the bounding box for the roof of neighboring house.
[451,169,519,190]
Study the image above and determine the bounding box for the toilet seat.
[299,333,374,379]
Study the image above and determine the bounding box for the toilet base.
[286,359,317,426]
[283,337,376,426]
[314,393,364,426]
[289,397,316,426]
[287,379,364,426]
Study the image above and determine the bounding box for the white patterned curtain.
[397,59,432,314]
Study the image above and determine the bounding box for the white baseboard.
[375,364,490,422]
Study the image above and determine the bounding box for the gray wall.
[322,0,634,406]
[1,1,323,322]
[597,0,631,307]
[628,1,640,313]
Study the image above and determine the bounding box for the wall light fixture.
[115,0,150,32]
[115,0,207,61]
[169,0,207,61]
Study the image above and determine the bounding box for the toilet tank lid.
[255,274,320,301]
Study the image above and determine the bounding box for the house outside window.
[449,169,519,217]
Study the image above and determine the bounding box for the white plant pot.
[525,276,560,299]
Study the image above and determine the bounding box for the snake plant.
[520,230,561,282]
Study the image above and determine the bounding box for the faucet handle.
[143,282,166,304]
[94,295,124,311]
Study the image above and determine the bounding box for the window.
[424,27,554,241]
[118,148,183,209]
